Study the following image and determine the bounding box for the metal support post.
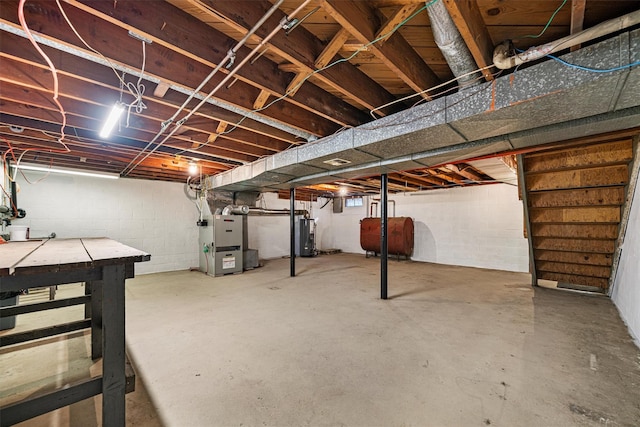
[290,187,296,277]
[381,174,388,300]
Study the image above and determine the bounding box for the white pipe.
[494,9,640,69]
[121,0,287,175]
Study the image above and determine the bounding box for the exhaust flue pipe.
[427,1,481,87]
[248,208,309,218]
[221,205,250,215]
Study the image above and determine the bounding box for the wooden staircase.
[521,137,635,292]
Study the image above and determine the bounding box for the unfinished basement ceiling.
[0,1,639,187]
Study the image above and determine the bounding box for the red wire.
[17,0,70,154]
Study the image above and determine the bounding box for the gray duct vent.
[323,158,352,166]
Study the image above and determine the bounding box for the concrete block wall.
[11,173,200,274]
[247,192,321,259]
[314,183,530,273]
[612,178,640,346]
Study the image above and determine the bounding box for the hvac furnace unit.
[199,215,243,276]
[212,215,243,276]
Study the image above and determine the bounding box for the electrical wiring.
[56,0,147,129]
[220,1,436,136]
[1,137,52,185]
[121,0,292,177]
[405,67,503,110]
[521,0,567,39]
[0,182,18,214]
[514,47,640,73]
[122,42,148,128]
[18,0,69,153]
[55,0,131,95]
[370,64,496,117]
[546,55,640,73]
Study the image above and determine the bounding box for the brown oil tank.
[360,217,414,256]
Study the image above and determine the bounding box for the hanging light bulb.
[188,161,198,176]
[99,103,125,138]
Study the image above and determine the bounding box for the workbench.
[0,237,150,426]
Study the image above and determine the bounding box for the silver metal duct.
[426,1,481,87]
[222,205,250,215]
[248,208,309,218]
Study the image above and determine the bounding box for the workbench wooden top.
[0,238,150,276]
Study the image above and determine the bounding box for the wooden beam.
[1,46,292,152]
[0,80,270,162]
[67,0,367,128]
[0,36,304,147]
[0,97,254,165]
[404,171,448,186]
[315,28,350,69]
[278,63,300,74]
[216,121,228,135]
[191,0,398,114]
[442,0,495,81]
[153,82,171,98]
[6,1,339,136]
[444,163,486,181]
[206,133,218,145]
[322,0,440,98]
[287,73,308,97]
[570,0,586,52]
[375,4,421,44]
[389,173,435,189]
[253,90,271,110]
[0,131,227,179]
[431,168,467,185]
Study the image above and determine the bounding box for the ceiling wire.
[370,64,496,118]
[2,0,73,186]
[520,0,568,39]
[56,0,147,128]
[121,0,297,176]
[514,48,640,73]
[220,1,435,136]
[16,0,69,153]
[541,54,639,73]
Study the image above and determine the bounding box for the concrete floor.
[2,253,640,426]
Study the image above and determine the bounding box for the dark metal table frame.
[0,238,150,427]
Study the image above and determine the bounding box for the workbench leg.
[101,264,126,427]
[85,282,92,319]
[89,281,103,360]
